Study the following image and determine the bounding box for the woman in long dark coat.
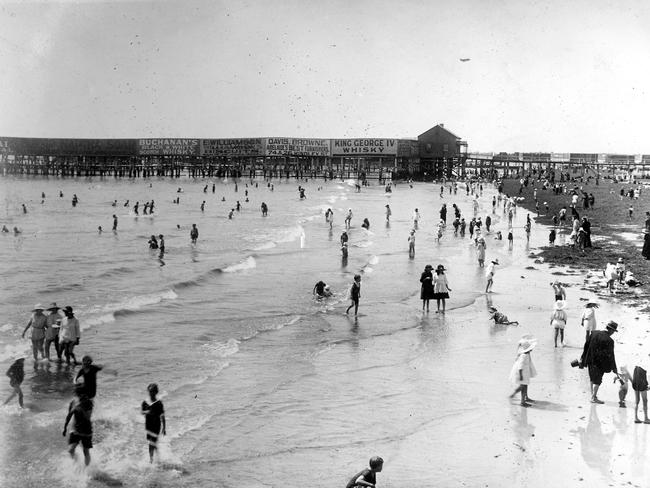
[643,232,650,260]
[420,264,434,312]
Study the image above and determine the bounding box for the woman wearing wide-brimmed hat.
[433,265,452,313]
[509,335,537,407]
[21,304,47,362]
[420,264,434,312]
[550,300,568,347]
[580,302,599,341]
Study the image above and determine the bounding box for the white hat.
[32,304,44,311]
[517,335,537,354]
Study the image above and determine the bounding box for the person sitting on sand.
[346,456,384,488]
[615,258,626,283]
[488,306,518,325]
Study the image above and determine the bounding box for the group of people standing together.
[6,302,167,466]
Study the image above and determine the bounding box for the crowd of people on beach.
[6,172,650,486]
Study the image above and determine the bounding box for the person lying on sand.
[489,306,519,325]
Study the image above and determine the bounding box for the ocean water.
[1,176,646,488]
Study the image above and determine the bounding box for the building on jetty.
[2,126,646,180]
[0,124,465,180]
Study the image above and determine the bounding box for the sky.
[1,0,649,153]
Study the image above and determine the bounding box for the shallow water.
[0,176,648,487]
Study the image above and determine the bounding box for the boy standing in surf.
[190,224,199,244]
[346,275,362,316]
[63,383,94,466]
[141,383,166,463]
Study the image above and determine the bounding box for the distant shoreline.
[501,177,650,313]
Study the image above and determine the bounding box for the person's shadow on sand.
[571,404,615,475]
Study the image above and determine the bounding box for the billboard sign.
[201,139,264,157]
[138,139,199,156]
[331,139,398,156]
[264,138,331,157]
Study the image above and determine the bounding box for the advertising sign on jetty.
[264,138,331,157]
[138,139,199,156]
[331,139,397,156]
[0,138,138,156]
[201,139,264,157]
[397,139,419,158]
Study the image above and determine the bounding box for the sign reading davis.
[264,138,331,157]
[331,139,397,156]
[138,139,199,156]
[201,139,264,157]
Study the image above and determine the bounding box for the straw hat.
[517,335,537,354]
[554,300,567,311]
[32,304,44,312]
[46,302,60,311]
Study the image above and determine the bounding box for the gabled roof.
[418,124,461,140]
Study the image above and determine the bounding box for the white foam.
[204,337,240,358]
[369,255,379,265]
[355,241,373,248]
[252,241,276,251]
[274,225,304,244]
[0,323,14,332]
[84,313,116,328]
[223,256,256,273]
[94,289,178,314]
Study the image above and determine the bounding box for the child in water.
[345,275,361,315]
[141,383,166,463]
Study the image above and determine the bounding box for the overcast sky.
[1,0,649,153]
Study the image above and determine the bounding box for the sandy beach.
[0,177,647,487]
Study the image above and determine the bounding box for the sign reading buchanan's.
[139,139,199,156]
[331,139,397,156]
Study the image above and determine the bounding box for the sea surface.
[1,175,648,488]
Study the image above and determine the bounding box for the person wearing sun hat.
[550,300,568,347]
[485,258,499,293]
[59,306,81,365]
[509,335,537,407]
[420,264,434,312]
[45,303,63,361]
[21,304,48,362]
[433,264,452,313]
[581,321,619,404]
